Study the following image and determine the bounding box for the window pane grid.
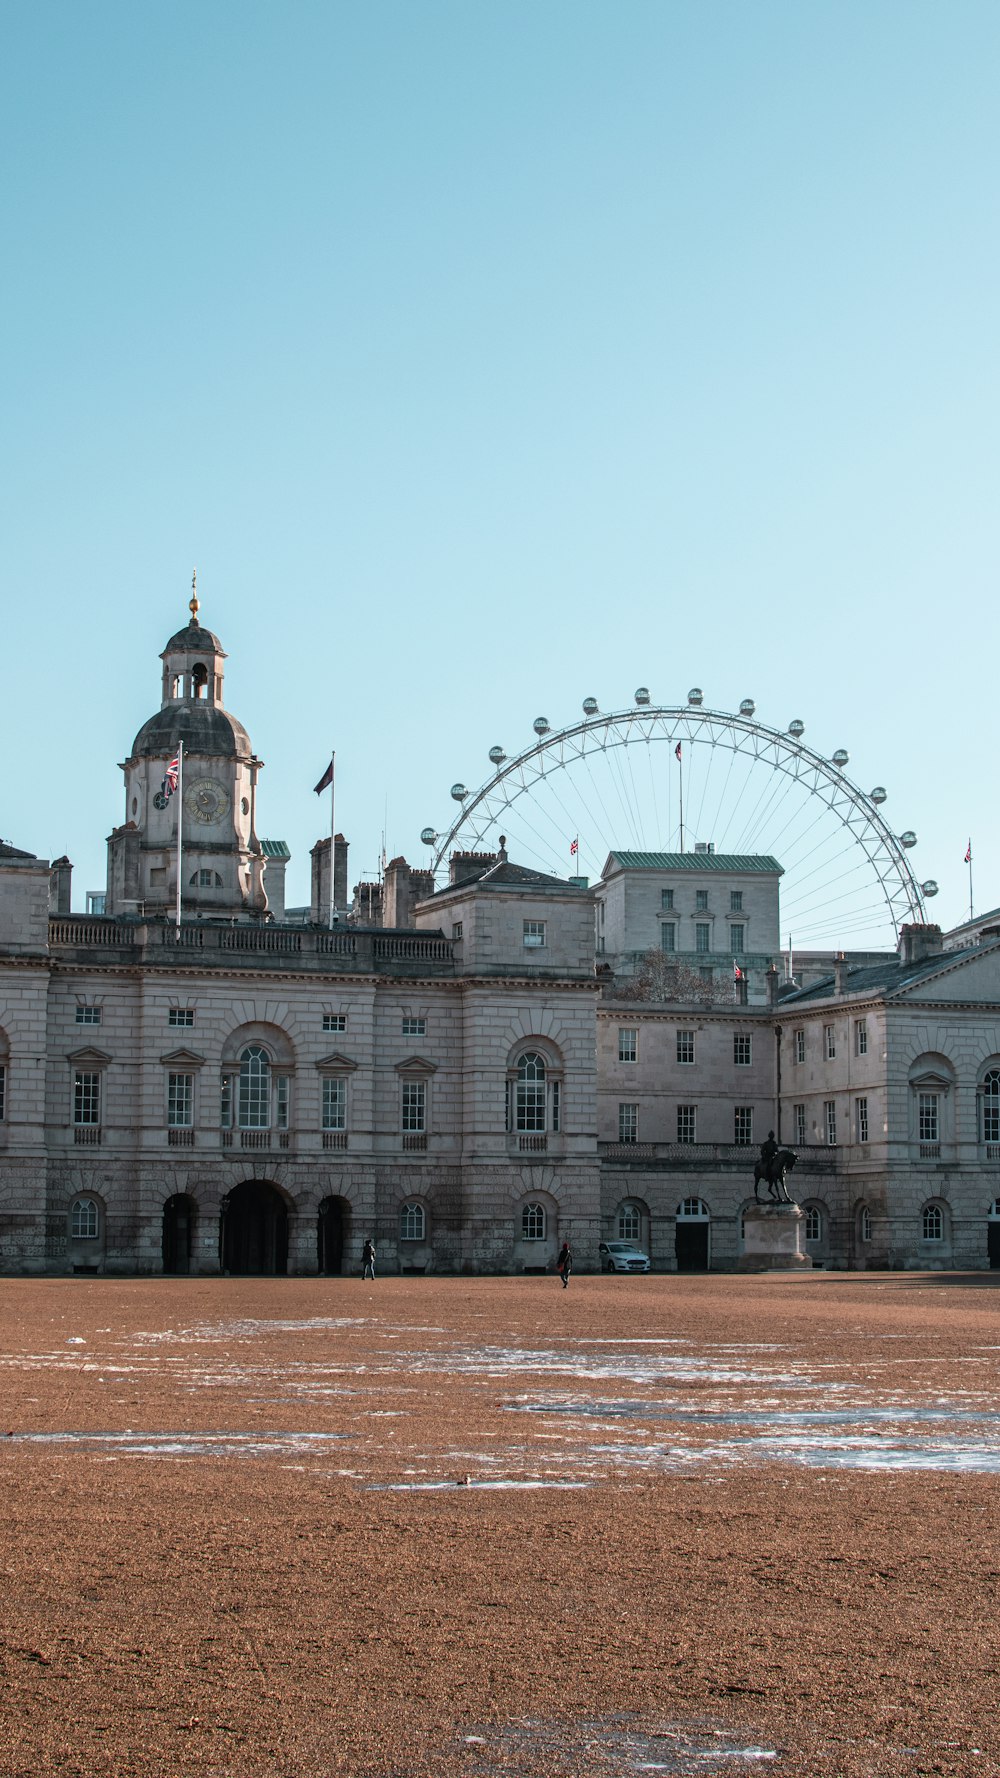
[74,1072,101,1125]
[322,1077,347,1130]
[238,1045,270,1129]
[677,1104,696,1144]
[402,1081,426,1132]
[734,1106,753,1145]
[167,1073,193,1128]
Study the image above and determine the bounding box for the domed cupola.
[105,575,280,922]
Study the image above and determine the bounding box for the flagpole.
[328,752,336,929]
[175,742,183,935]
[678,748,685,853]
[968,842,974,923]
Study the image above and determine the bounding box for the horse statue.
[753,1145,798,1205]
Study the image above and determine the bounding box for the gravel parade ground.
[1,1272,998,1778]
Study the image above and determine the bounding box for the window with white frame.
[695,923,710,953]
[168,1007,195,1028]
[661,922,676,952]
[220,1074,233,1129]
[402,1080,426,1133]
[982,1069,1000,1142]
[734,1105,753,1145]
[854,1018,868,1056]
[322,1014,347,1033]
[73,1071,101,1126]
[804,1205,822,1243]
[677,1103,696,1144]
[618,1028,638,1064]
[730,891,743,912]
[522,1202,546,1241]
[677,1030,695,1065]
[167,1073,194,1128]
[825,1100,837,1145]
[922,1203,943,1241]
[854,1096,869,1144]
[237,1045,271,1129]
[400,1201,425,1241]
[918,1093,939,1143]
[70,1197,99,1239]
[794,1029,805,1064]
[516,1053,546,1131]
[696,890,709,911]
[824,1024,836,1060]
[522,920,546,949]
[401,1016,426,1037]
[452,921,463,940]
[859,1205,872,1242]
[618,1202,641,1241]
[794,1103,806,1145]
[661,888,674,910]
[75,1004,102,1025]
[618,1102,638,1143]
[275,1076,289,1130]
[733,1033,752,1066]
[322,1077,347,1131]
[730,924,745,953]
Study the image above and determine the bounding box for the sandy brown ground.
[1,1272,999,1778]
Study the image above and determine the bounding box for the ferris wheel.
[420,689,938,950]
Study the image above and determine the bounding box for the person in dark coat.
[556,1241,572,1288]
[362,1238,376,1280]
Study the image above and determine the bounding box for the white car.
[599,1240,651,1273]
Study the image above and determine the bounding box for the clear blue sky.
[2,1,997,940]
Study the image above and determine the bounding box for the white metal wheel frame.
[426,703,928,939]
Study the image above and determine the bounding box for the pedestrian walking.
[362,1237,376,1280]
[556,1240,572,1288]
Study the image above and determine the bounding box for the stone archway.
[220,1181,289,1276]
[162,1193,197,1275]
[317,1196,350,1276]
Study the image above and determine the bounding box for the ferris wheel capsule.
[921,879,939,897]
[582,697,599,715]
[488,745,506,765]
[900,830,917,848]
[788,719,805,738]
[687,687,703,706]
[870,786,887,804]
[420,827,437,846]
[832,749,850,768]
[634,687,651,705]
[533,716,550,736]
[739,698,755,716]
[450,783,468,802]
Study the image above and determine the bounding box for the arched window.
[859,1205,872,1243]
[400,1202,425,1242]
[191,662,208,699]
[71,1198,99,1240]
[522,1202,546,1241]
[982,1070,1000,1144]
[677,1197,709,1219]
[516,1053,547,1132]
[922,1203,944,1241]
[238,1045,271,1129]
[618,1202,641,1242]
[804,1206,822,1243]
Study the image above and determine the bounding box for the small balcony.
[167,1128,195,1148]
[73,1126,102,1146]
[220,1130,292,1152]
[322,1131,348,1151]
[402,1132,428,1152]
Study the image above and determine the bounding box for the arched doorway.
[675,1197,710,1272]
[988,1200,1000,1270]
[220,1181,289,1275]
[162,1193,197,1275]
[318,1196,350,1275]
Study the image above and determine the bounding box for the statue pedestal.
[738,1203,812,1271]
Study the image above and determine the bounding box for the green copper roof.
[260,839,290,859]
[605,851,783,875]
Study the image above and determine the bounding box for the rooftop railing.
[46,916,453,973]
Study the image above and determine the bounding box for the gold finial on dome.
[189,567,199,625]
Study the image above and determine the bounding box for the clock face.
[183,777,231,824]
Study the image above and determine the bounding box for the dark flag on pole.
[314,760,334,795]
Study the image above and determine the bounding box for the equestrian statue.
[753,1130,798,1205]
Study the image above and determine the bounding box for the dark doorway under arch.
[162,1193,197,1274]
[221,1181,289,1275]
[318,1196,350,1275]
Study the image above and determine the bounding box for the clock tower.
[105,578,274,920]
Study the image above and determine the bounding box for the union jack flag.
[570,838,578,856]
[162,754,180,800]
[733,962,745,980]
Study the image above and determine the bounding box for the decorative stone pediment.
[315,1051,359,1073]
[395,1054,438,1077]
[67,1046,112,1067]
[159,1047,207,1068]
[909,1068,952,1093]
